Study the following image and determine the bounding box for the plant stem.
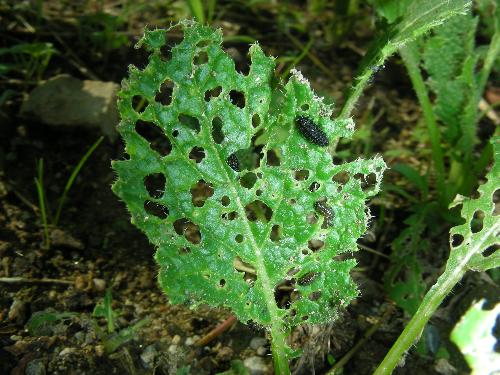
[270,321,290,375]
[373,267,465,374]
[54,136,103,225]
[399,42,447,205]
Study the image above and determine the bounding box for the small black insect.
[296,116,329,146]
[227,153,240,172]
[314,201,334,227]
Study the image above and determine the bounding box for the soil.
[1,2,498,375]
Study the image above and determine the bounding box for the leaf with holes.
[112,21,386,373]
[448,136,500,272]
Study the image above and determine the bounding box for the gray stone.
[249,336,267,350]
[140,344,157,370]
[20,74,119,140]
[243,356,268,375]
[25,359,46,375]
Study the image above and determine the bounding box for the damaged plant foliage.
[112,21,385,374]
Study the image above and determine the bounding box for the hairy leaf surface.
[112,21,385,329]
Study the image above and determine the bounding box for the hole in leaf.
[144,173,166,199]
[172,129,179,137]
[219,279,226,287]
[484,244,498,257]
[302,315,309,321]
[290,199,296,205]
[240,172,257,189]
[308,239,324,251]
[301,103,309,111]
[194,51,208,65]
[470,210,484,233]
[205,86,222,102]
[298,272,318,286]
[266,149,281,166]
[221,196,230,206]
[189,147,205,163]
[190,180,214,207]
[256,189,263,196]
[144,200,168,219]
[211,116,225,144]
[245,200,272,223]
[155,80,174,106]
[179,114,200,133]
[294,169,310,181]
[309,182,320,192]
[173,219,201,244]
[306,212,318,224]
[132,95,146,112]
[227,153,240,172]
[235,234,244,243]
[270,225,281,242]
[451,234,464,247]
[196,40,210,48]
[179,247,191,254]
[135,120,172,156]
[309,291,322,301]
[252,114,261,128]
[222,211,238,220]
[332,171,350,185]
[229,90,245,109]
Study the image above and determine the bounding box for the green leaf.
[422,11,479,155]
[112,21,385,363]
[448,136,500,272]
[450,299,500,374]
[26,310,76,336]
[372,0,413,23]
[340,0,471,118]
[102,318,149,354]
[93,287,117,333]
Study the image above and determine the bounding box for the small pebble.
[256,346,268,356]
[59,347,76,356]
[249,337,267,350]
[168,344,178,354]
[140,344,157,369]
[25,358,46,375]
[8,299,27,324]
[95,345,104,357]
[185,335,200,346]
[216,346,233,362]
[243,356,268,375]
[171,334,181,345]
[93,278,106,291]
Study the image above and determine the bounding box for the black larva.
[227,153,240,172]
[314,201,334,227]
[296,116,329,146]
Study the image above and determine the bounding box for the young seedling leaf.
[112,21,385,365]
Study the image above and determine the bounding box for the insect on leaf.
[112,21,385,340]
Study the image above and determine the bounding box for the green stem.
[399,42,447,205]
[270,322,290,375]
[374,267,465,374]
[338,66,373,120]
[54,136,103,225]
[477,27,500,95]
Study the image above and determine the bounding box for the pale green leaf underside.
[450,299,500,374]
[112,21,386,328]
